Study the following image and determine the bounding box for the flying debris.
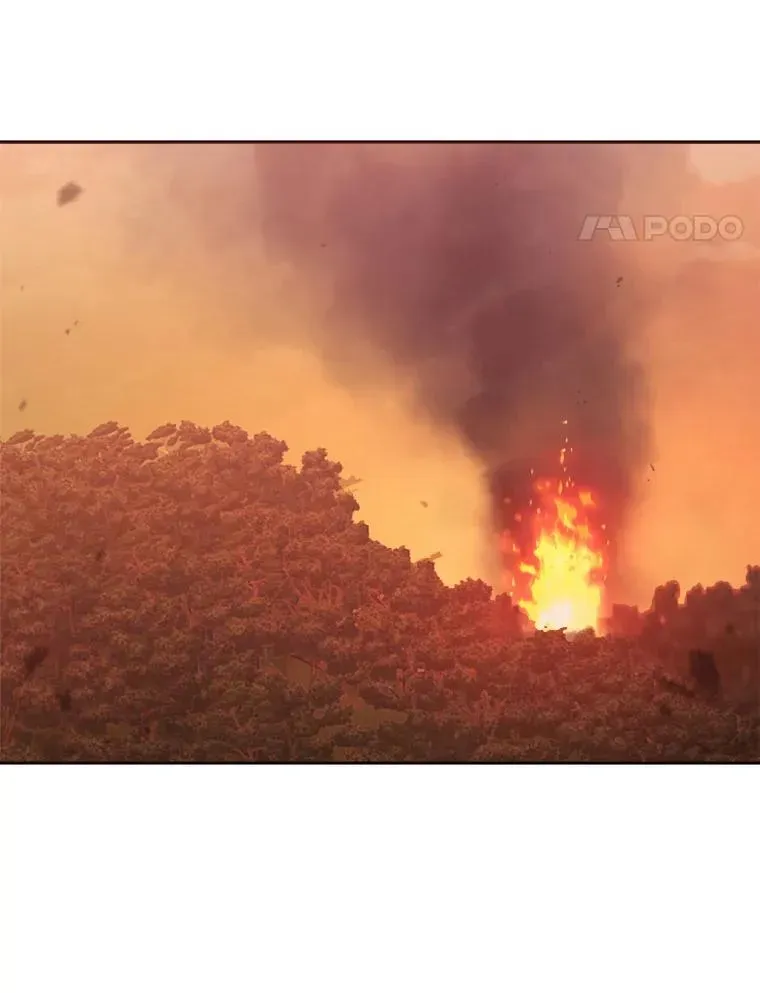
[616,275,624,287]
[18,399,27,412]
[418,552,442,563]
[56,181,83,207]
[649,463,655,472]
[340,475,363,489]
[420,500,429,508]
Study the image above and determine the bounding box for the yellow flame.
[517,495,605,632]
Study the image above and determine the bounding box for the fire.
[505,441,607,633]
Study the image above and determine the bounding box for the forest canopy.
[1,421,758,762]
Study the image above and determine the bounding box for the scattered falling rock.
[57,181,83,207]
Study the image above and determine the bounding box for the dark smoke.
[253,144,695,587]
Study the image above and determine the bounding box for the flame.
[505,441,607,633]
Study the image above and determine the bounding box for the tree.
[2,422,758,763]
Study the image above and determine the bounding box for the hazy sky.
[2,143,759,603]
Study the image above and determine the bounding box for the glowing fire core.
[505,444,607,633]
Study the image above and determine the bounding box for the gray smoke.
[251,144,696,582]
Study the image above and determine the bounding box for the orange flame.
[505,443,607,633]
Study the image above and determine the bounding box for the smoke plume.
[253,143,690,590]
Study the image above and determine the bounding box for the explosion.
[504,436,608,633]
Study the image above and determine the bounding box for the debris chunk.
[57,182,83,207]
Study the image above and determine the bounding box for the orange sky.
[2,143,759,603]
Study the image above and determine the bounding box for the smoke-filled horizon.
[3,143,760,604]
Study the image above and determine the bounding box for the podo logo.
[578,214,743,242]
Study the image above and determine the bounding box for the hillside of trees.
[1,421,758,762]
